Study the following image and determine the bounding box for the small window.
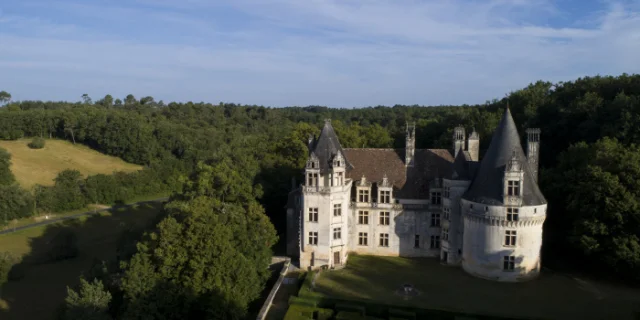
[430,235,440,249]
[308,232,318,245]
[534,208,537,214]
[443,186,451,198]
[504,230,517,246]
[358,211,369,225]
[379,212,390,225]
[507,208,519,221]
[508,180,520,196]
[485,206,489,212]
[358,189,370,202]
[442,228,449,240]
[431,192,442,205]
[503,256,515,271]
[308,208,318,222]
[358,232,368,246]
[414,235,420,248]
[379,233,389,247]
[443,207,450,220]
[333,204,342,216]
[380,190,391,204]
[333,227,341,240]
[431,213,441,227]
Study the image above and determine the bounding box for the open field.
[314,255,640,320]
[0,139,141,188]
[0,202,165,320]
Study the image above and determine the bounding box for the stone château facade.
[285,107,547,282]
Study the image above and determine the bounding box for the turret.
[405,122,416,167]
[453,126,466,158]
[526,128,541,183]
[467,129,479,162]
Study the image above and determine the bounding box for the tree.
[139,96,154,105]
[0,252,18,290]
[60,278,112,320]
[28,137,46,149]
[545,137,640,280]
[53,170,87,211]
[0,148,16,186]
[103,95,114,108]
[81,94,92,105]
[124,94,137,107]
[120,163,277,320]
[114,99,122,107]
[0,91,11,104]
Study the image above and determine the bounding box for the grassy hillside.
[0,139,142,188]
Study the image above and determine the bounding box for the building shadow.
[0,201,166,320]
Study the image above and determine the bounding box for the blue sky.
[1,0,639,108]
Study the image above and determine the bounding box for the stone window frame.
[379,233,389,247]
[430,235,440,249]
[443,206,451,220]
[504,230,517,246]
[308,207,318,222]
[308,232,318,245]
[358,210,369,225]
[358,232,368,246]
[431,192,442,205]
[431,213,441,227]
[443,186,451,198]
[307,172,319,186]
[358,188,371,203]
[333,204,342,216]
[379,190,392,204]
[506,207,519,221]
[379,211,390,225]
[503,256,515,271]
[507,180,521,197]
[442,228,449,241]
[333,227,341,240]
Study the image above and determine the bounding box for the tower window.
[308,232,318,245]
[379,233,389,247]
[508,180,520,196]
[442,228,449,240]
[504,230,517,246]
[307,173,319,186]
[333,227,341,240]
[444,187,451,198]
[431,192,442,205]
[443,207,450,220]
[358,211,369,224]
[333,204,342,216]
[358,232,368,246]
[308,208,318,222]
[431,213,441,227]
[503,256,515,271]
[507,208,519,221]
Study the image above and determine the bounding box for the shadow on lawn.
[0,202,166,320]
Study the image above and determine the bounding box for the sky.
[1,0,639,108]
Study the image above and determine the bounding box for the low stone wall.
[256,256,291,320]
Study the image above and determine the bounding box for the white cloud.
[0,0,639,107]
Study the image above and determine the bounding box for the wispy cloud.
[0,0,638,107]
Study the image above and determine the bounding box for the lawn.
[0,139,141,188]
[315,254,640,320]
[0,202,165,320]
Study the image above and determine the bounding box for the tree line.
[0,73,638,319]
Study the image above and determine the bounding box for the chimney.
[405,122,416,167]
[526,128,541,183]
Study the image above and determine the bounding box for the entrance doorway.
[334,251,341,265]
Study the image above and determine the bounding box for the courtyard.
[314,254,640,320]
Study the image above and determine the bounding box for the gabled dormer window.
[507,180,520,196]
[332,152,344,168]
[379,190,391,204]
[358,189,370,202]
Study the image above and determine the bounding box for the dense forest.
[0,73,639,318]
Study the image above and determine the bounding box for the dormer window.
[379,190,391,204]
[358,189,370,202]
[507,180,520,196]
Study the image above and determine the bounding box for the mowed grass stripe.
[0,138,141,188]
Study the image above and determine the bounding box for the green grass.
[314,255,640,320]
[0,202,165,320]
[0,138,141,188]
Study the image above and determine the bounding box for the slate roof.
[310,120,352,173]
[343,148,454,199]
[462,107,546,206]
[451,150,475,180]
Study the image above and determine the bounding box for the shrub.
[28,137,46,149]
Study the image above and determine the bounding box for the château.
[286,106,547,282]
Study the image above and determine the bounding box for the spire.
[311,119,351,173]
[462,107,546,206]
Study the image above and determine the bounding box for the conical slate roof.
[462,107,546,206]
[311,120,352,173]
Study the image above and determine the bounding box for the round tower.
[460,107,547,282]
